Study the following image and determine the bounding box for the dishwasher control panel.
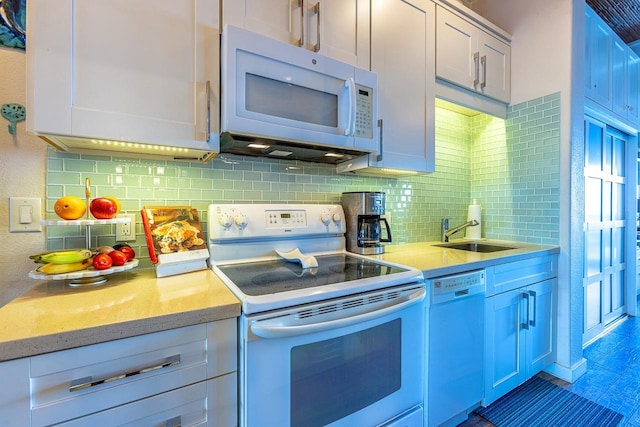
[430,270,486,304]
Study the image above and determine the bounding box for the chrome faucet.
[441,218,479,242]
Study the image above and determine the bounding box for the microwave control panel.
[354,85,374,139]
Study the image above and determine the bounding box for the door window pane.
[290,320,401,427]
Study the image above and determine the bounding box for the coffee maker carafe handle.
[380,218,392,243]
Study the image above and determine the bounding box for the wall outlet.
[116,214,136,242]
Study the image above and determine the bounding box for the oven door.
[240,283,426,427]
[221,25,377,152]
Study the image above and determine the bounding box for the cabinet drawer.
[57,373,237,427]
[30,320,236,426]
[486,255,557,296]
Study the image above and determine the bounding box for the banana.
[36,258,93,275]
[30,249,93,265]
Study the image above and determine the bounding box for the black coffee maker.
[341,191,392,255]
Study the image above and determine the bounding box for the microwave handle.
[250,287,425,339]
[345,77,356,136]
[375,118,383,162]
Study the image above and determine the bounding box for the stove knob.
[332,212,342,224]
[320,212,331,225]
[234,213,248,229]
[218,213,233,229]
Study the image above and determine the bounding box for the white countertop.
[373,239,560,278]
[0,239,558,362]
[0,268,240,362]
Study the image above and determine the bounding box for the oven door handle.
[250,287,425,339]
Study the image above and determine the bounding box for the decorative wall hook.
[1,103,26,135]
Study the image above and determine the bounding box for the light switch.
[10,197,42,232]
[19,205,33,224]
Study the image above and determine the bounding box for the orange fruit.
[104,196,121,215]
[54,196,87,220]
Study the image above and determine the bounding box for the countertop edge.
[2,304,240,362]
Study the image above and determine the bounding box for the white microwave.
[220,25,379,164]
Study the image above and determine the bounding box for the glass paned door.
[583,117,628,344]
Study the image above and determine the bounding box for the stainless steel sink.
[434,242,516,253]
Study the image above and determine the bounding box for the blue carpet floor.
[475,376,623,427]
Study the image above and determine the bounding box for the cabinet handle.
[473,52,480,86]
[205,80,211,142]
[311,2,321,52]
[69,354,181,392]
[480,55,487,89]
[528,290,537,327]
[295,0,304,47]
[520,292,530,330]
[164,416,182,427]
[375,118,383,162]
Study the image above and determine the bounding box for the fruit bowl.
[28,259,139,287]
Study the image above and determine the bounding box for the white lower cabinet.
[483,257,557,405]
[57,373,237,427]
[0,358,30,426]
[1,319,237,427]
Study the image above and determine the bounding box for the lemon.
[54,196,87,220]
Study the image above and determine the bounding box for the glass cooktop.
[216,254,409,296]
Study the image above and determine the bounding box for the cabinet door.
[585,6,613,109]
[223,0,300,46]
[369,0,435,173]
[223,0,367,67]
[307,0,369,68]
[436,6,476,91]
[0,358,30,426]
[478,31,511,103]
[612,37,628,118]
[484,289,526,405]
[525,279,556,375]
[627,50,640,125]
[29,0,219,147]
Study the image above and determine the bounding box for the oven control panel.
[208,204,344,241]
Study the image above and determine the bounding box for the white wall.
[473,0,587,381]
[0,48,47,306]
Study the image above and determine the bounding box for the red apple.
[90,197,118,219]
[108,250,128,266]
[92,253,113,270]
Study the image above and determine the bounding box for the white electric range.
[208,203,427,427]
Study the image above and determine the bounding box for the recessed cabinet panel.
[436,9,475,89]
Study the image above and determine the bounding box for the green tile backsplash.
[45,93,560,267]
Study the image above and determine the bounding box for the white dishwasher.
[427,270,485,427]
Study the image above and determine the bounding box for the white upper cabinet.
[338,0,436,176]
[222,0,369,68]
[436,5,510,103]
[585,5,613,109]
[627,52,640,125]
[26,0,220,161]
[584,4,640,128]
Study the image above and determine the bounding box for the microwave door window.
[245,73,338,128]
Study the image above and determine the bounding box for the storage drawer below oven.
[30,320,237,426]
[57,373,237,427]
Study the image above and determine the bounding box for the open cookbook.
[140,206,209,277]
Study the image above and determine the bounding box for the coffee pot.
[341,192,392,255]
